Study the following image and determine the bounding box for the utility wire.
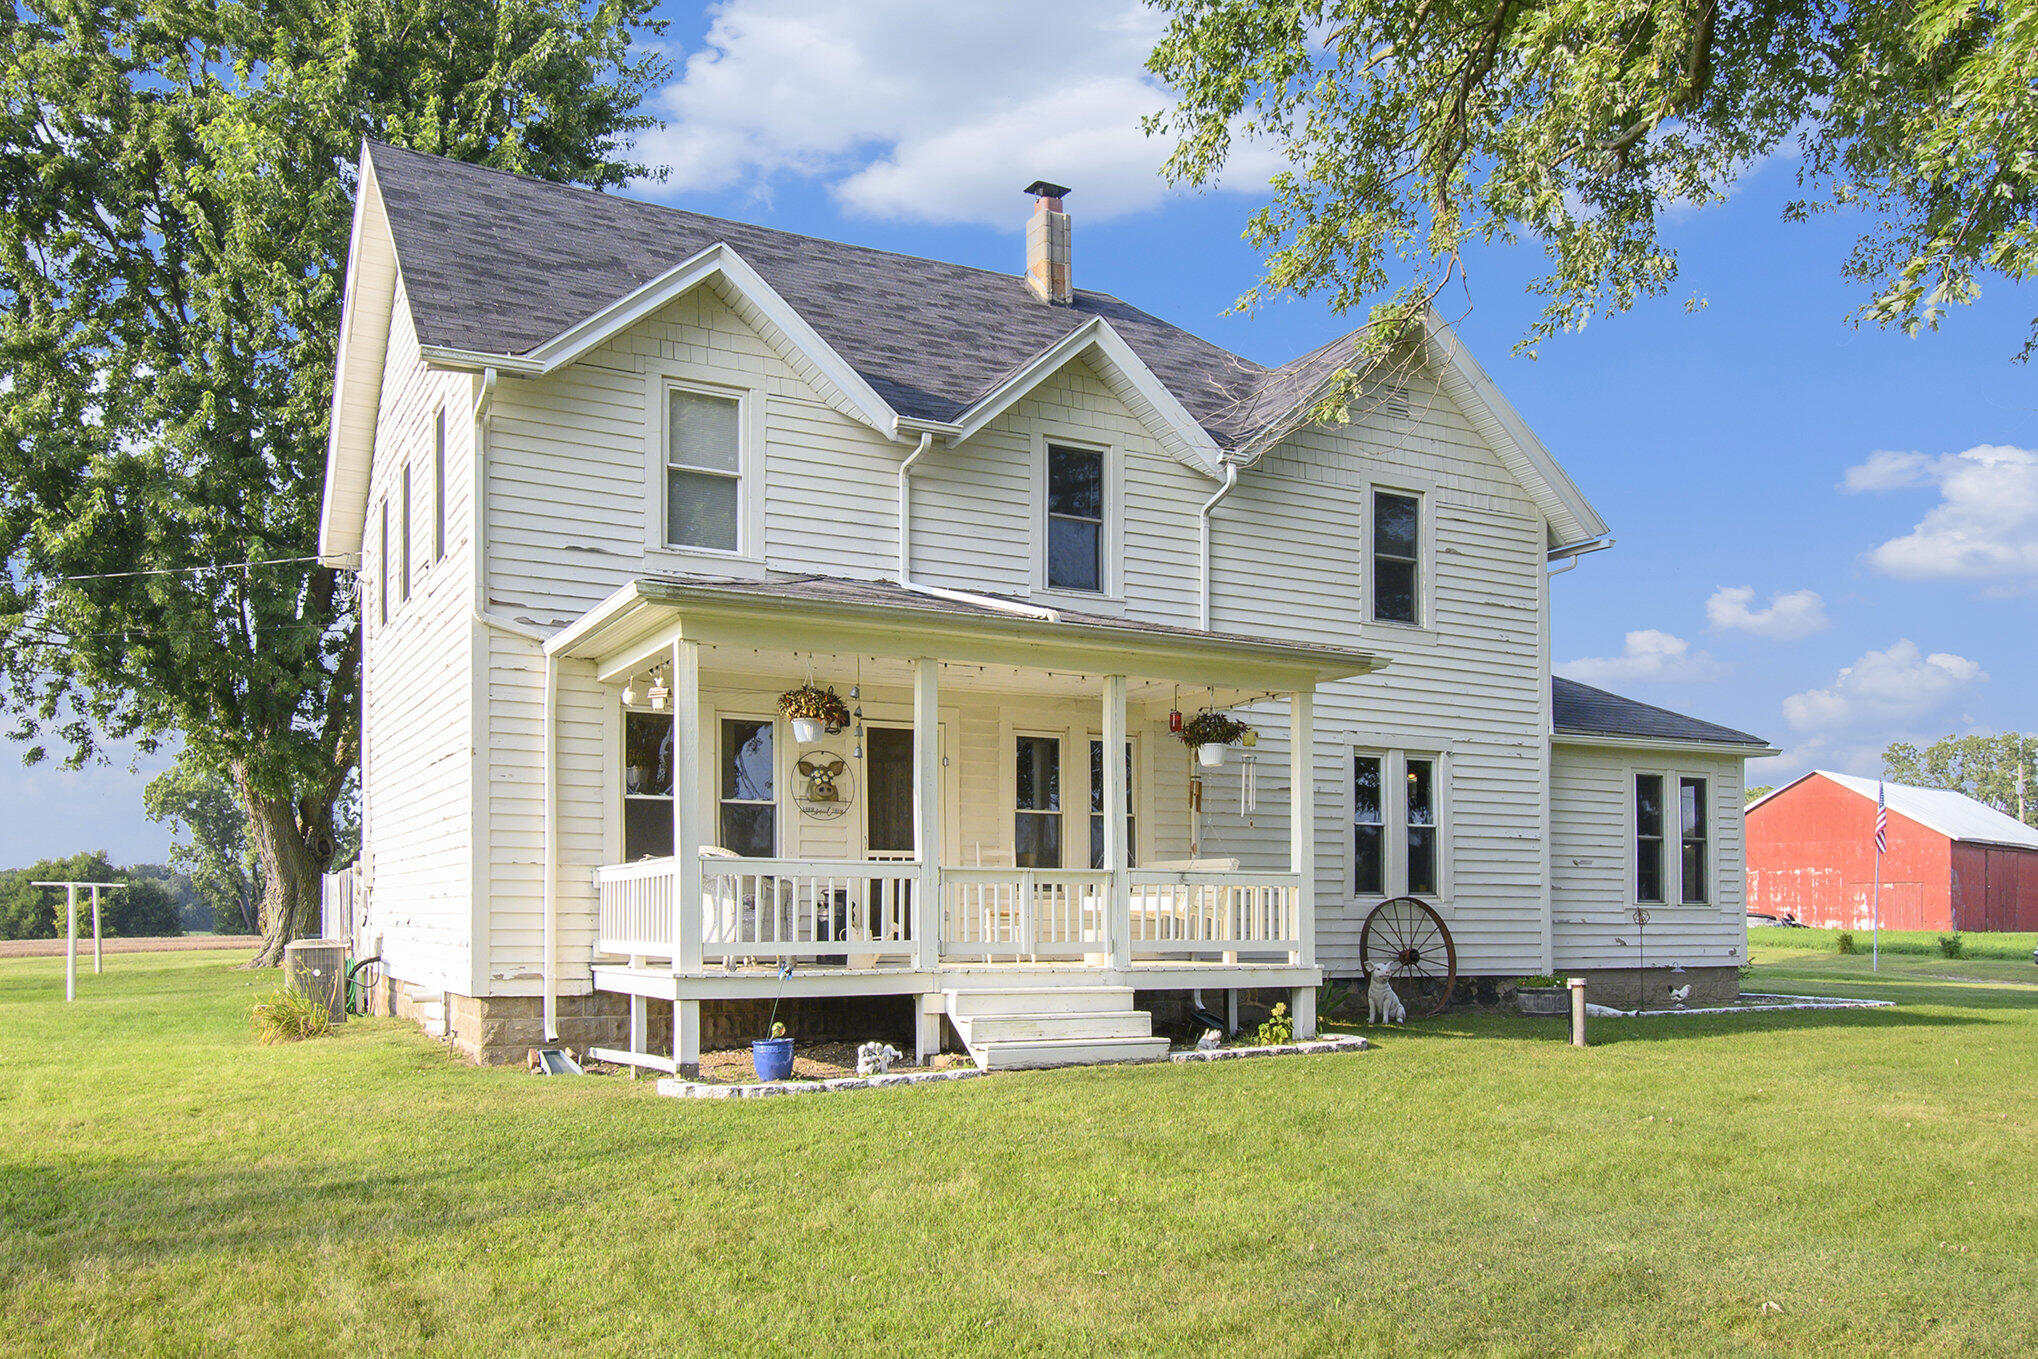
[55,554,325,582]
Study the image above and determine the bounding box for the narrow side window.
[377,497,390,626]
[1679,777,1709,903]
[1635,774,1665,904]
[433,408,447,562]
[1045,444,1104,592]
[1352,754,1384,895]
[1372,490,1420,624]
[399,463,412,603]
[1404,756,1437,894]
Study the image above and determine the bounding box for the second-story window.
[665,387,741,553]
[399,462,413,603]
[1046,444,1103,592]
[433,407,447,562]
[1372,490,1421,624]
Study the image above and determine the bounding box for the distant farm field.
[3,946,2034,1357]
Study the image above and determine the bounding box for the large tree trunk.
[240,769,332,968]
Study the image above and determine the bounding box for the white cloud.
[636,0,1279,227]
[1705,585,1828,640]
[1841,444,2038,586]
[1781,640,1985,732]
[1558,630,1724,684]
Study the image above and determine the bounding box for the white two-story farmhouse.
[319,144,1772,1070]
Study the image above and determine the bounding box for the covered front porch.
[540,576,1381,1073]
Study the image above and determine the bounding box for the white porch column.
[1289,687,1318,1039]
[1102,674,1131,971]
[912,658,942,972]
[672,639,704,976]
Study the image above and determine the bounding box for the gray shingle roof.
[366,143,1312,444]
[1552,677,1768,748]
[638,572,1382,666]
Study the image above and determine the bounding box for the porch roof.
[547,574,1385,692]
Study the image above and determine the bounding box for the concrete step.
[943,986,1134,1018]
[958,1010,1154,1044]
[973,1035,1171,1070]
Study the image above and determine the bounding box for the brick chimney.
[1024,181,1072,304]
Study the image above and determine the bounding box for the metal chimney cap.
[1023,180,1072,200]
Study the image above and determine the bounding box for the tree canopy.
[0,852,181,940]
[0,0,668,963]
[1883,732,2037,825]
[1147,0,2038,377]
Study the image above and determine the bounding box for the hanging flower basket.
[779,684,850,744]
[1179,710,1247,766]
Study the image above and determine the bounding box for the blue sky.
[4,0,2032,868]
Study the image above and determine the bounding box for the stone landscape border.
[653,1033,1371,1100]
[1585,992,1893,1019]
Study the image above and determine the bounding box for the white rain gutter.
[1546,535,1614,577]
[1198,458,1241,630]
[894,429,1059,621]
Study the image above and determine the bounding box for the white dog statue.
[1196,1028,1223,1051]
[1367,961,1407,1025]
[856,1041,902,1077]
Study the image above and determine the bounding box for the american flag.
[1875,781,1888,854]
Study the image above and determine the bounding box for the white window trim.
[1348,744,1451,904]
[642,370,767,571]
[1011,727,1069,869]
[713,709,783,858]
[1626,766,1716,908]
[1026,428,1124,606]
[1363,476,1439,638]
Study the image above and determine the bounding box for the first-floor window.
[1015,735,1062,867]
[720,718,777,857]
[1405,757,1437,895]
[1352,748,1443,897]
[623,710,674,860]
[1634,774,1665,904]
[1679,777,1709,903]
[1352,754,1384,895]
[1089,739,1136,869]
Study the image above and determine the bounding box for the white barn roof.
[1756,771,2038,851]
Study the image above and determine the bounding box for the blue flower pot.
[751,1037,795,1081]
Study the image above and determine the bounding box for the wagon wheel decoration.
[1359,896,1458,1018]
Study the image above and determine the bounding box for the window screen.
[1046,445,1103,591]
[1373,490,1420,624]
[666,388,741,552]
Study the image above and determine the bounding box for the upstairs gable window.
[1046,444,1104,592]
[1372,490,1421,624]
[665,387,742,553]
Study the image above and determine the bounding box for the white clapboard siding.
[359,284,477,995]
[1550,745,1748,972]
[1199,368,1554,980]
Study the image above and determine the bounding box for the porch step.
[943,987,1168,1071]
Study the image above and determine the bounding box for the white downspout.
[1199,458,1240,631]
[541,646,560,1042]
[1546,535,1614,577]
[896,430,1060,621]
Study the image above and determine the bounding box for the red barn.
[1747,771,2038,932]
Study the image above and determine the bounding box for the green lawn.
[3,949,2035,1358]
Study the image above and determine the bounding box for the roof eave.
[1554,730,1778,758]
[317,147,400,568]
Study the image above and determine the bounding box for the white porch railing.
[596,857,676,956]
[1127,869,1302,959]
[596,857,1302,969]
[699,858,919,965]
[939,868,1111,961]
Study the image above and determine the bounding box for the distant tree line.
[1883,734,2038,828]
[0,853,185,940]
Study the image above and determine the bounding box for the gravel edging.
[1585,992,1893,1018]
[654,1033,1371,1099]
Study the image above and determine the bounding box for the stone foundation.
[363,973,923,1066]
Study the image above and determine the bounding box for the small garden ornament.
[856,1042,902,1077]
[1367,960,1407,1025]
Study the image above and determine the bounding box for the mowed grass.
[3,950,2035,1358]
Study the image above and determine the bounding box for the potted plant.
[752,1020,795,1081]
[1515,974,1569,1016]
[778,684,850,744]
[1179,710,1249,767]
